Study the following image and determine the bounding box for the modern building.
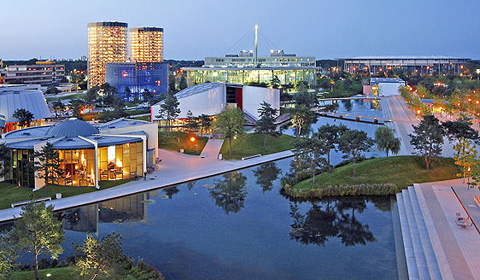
[151,83,280,123]
[105,62,168,98]
[0,85,52,134]
[130,27,164,63]
[87,21,128,88]
[344,56,470,75]
[0,61,65,86]
[183,66,318,90]
[367,78,406,96]
[0,118,158,189]
[205,50,315,68]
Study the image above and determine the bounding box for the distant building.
[151,83,280,123]
[344,56,469,75]
[105,62,168,99]
[368,78,406,96]
[87,21,128,88]
[0,85,52,134]
[0,61,65,86]
[130,27,164,63]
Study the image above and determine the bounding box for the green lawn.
[0,179,134,210]
[133,115,151,121]
[45,93,86,101]
[289,156,458,196]
[220,133,296,159]
[12,267,74,280]
[158,131,208,155]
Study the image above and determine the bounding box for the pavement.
[414,179,480,279]
[0,149,293,223]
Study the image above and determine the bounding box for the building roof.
[97,118,152,130]
[344,56,470,60]
[46,119,99,138]
[155,83,224,106]
[0,88,52,122]
[370,78,405,84]
[182,66,320,71]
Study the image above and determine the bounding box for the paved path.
[199,139,224,159]
[0,149,293,223]
[415,179,480,279]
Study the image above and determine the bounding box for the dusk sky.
[1,0,479,60]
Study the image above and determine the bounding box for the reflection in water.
[342,100,352,111]
[253,162,282,193]
[289,196,382,247]
[59,191,157,233]
[163,186,180,199]
[210,171,247,214]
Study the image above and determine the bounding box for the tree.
[198,114,212,137]
[156,93,180,137]
[0,143,11,179]
[315,124,348,169]
[69,99,85,119]
[374,126,401,156]
[124,86,132,100]
[338,129,374,177]
[13,108,34,127]
[255,101,279,146]
[33,142,64,194]
[74,233,131,280]
[409,115,444,170]
[142,89,154,102]
[179,75,188,90]
[291,104,317,137]
[44,85,59,95]
[168,73,176,94]
[9,201,65,280]
[442,118,479,143]
[453,138,478,184]
[294,137,329,183]
[84,86,99,111]
[98,109,128,122]
[0,235,17,280]
[185,110,199,132]
[214,107,245,157]
[52,101,65,118]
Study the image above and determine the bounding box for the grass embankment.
[283,156,458,198]
[158,131,208,155]
[321,79,363,98]
[12,267,73,280]
[0,179,133,210]
[220,133,296,160]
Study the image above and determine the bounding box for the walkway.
[398,179,480,279]
[199,139,224,159]
[0,149,293,223]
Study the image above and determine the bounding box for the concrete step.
[402,188,431,280]
[408,187,442,280]
[397,190,420,280]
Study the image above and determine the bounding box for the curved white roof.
[0,88,52,122]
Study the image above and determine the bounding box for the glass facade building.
[130,27,164,63]
[2,119,152,189]
[106,62,168,98]
[88,22,128,88]
[183,67,318,89]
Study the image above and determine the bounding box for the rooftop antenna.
[254,24,258,66]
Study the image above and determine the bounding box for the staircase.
[397,185,444,280]
[243,110,257,126]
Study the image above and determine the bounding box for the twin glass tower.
[87,22,164,88]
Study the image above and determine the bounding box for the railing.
[11,197,52,208]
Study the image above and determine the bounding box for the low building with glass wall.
[183,66,318,90]
[0,118,158,189]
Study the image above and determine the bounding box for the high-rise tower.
[130,27,164,62]
[87,21,128,88]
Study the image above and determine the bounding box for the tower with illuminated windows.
[87,21,128,88]
[129,27,164,62]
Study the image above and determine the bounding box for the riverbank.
[0,149,294,223]
[282,156,459,198]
